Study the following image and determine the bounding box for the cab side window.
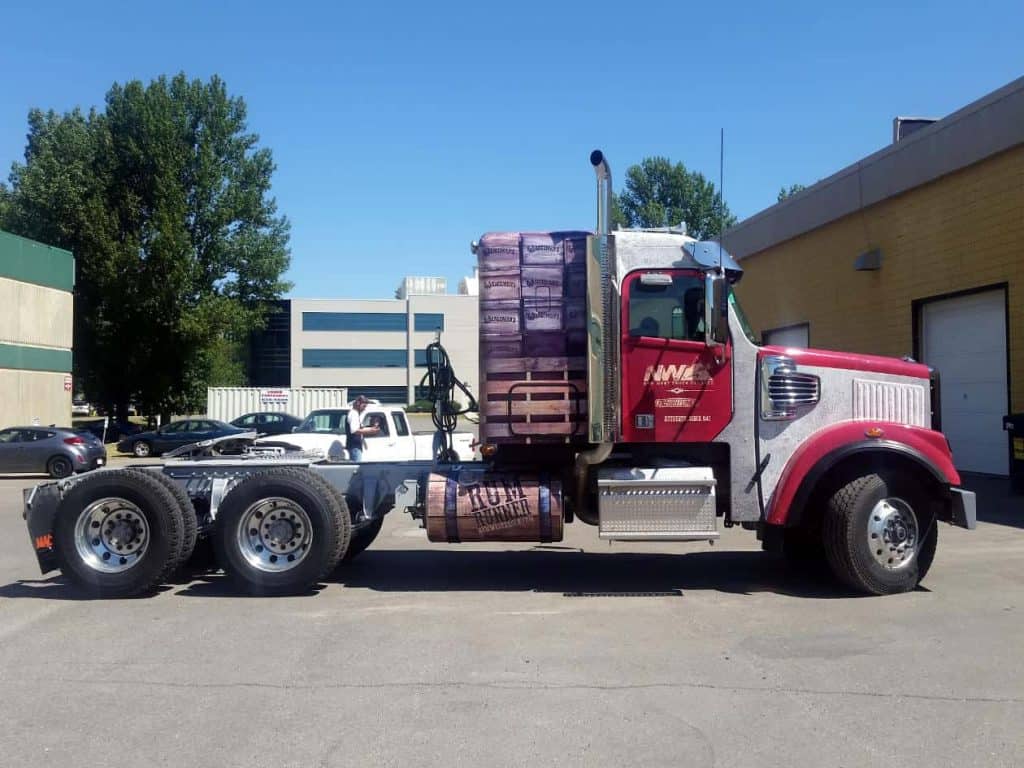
[629,274,706,342]
[363,412,389,437]
[393,412,410,437]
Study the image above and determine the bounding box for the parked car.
[117,418,246,458]
[230,411,303,436]
[0,426,107,478]
[71,399,91,417]
[77,418,143,444]
[255,403,475,461]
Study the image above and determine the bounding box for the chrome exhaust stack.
[575,150,618,525]
[590,149,613,236]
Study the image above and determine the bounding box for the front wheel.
[133,441,152,458]
[823,472,937,595]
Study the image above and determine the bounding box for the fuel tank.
[425,469,564,543]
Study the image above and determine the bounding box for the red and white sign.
[260,389,290,407]
[64,376,73,392]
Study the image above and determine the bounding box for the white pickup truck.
[254,403,476,462]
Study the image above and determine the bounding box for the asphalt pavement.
[0,472,1021,767]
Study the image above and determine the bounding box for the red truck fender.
[766,421,961,527]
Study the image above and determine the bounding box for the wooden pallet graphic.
[482,356,588,440]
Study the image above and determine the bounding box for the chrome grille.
[761,355,820,420]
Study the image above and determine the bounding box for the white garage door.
[764,323,809,348]
[920,290,1008,475]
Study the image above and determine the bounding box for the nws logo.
[642,363,712,385]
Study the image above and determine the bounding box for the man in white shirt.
[345,396,379,461]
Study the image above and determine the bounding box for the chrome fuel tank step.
[597,467,717,541]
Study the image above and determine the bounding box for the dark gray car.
[0,426,107,478]
[117,419,246,457]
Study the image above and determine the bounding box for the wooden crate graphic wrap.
[477,230,592,445]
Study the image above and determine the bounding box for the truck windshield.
[298,410,348,433]
[729,289,759,345]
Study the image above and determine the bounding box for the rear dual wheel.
[342,516,384,563]
[54,469,187,597]
[213,468,351,596]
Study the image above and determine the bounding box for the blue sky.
[1,1,1020,299]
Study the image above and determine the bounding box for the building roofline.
[723,75,1024,259]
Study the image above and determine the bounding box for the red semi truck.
[22,151,975,597]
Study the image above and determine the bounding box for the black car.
[117,418,246,458]
[77,418,143,444]
[230,411,303,436]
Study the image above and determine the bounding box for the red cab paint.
[766,421,960,525]
[619,270,734,442]
[760,346,930,379]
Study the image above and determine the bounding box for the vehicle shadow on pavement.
[0,576,173,600]
[328,549,866,599]
[174,576,326,598]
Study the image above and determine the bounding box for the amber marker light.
[865,427,885,438]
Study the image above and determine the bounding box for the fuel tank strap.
[444,472,460,543]
[538,473,552,542]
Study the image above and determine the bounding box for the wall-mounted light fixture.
[855,248,882,271]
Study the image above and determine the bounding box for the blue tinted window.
[303,312,406,331]
[302,349,407,368]
[347,386,408,404]
[414,313,445,332]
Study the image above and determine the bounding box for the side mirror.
[704,272,729,347]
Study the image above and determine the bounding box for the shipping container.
[206,387,349,423]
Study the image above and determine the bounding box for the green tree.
[777,183,807,202]
[615,156,735,238]
[2,74,290,420]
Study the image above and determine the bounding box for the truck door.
[619,270,733,442]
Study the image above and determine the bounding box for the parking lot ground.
[0,473,1022,767]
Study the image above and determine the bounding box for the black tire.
[53,469,184,597]
[124,468,198,568]
[823,472,938,595]
[213,468,350,596]
[133,441,152,458]
[342,517,384,563]
[47,455,74,479]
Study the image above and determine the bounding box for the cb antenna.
[718,127,724,273]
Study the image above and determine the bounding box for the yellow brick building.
[724,77,1023,476]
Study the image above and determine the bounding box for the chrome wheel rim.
[236,497,313,573]
[134,442,150,457]
[867,497,918,571]
[74,497,150,573]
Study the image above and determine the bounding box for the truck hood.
[759,346,930,379]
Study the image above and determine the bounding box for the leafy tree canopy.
[614,156,736,239]
[777,183,807,202]
[2,73,290,418]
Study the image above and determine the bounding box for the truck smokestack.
[590,149,612,235]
